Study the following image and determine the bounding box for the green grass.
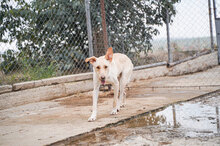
[0,64,57,85]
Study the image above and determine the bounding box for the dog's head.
[85,47,113,85]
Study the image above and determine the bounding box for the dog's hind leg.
[122,91,126,107]
[120,67,133,107]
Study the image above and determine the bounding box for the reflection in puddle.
[55,96,220,145]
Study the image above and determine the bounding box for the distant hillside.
[151,37,217,51]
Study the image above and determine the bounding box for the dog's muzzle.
[101,76,105,85]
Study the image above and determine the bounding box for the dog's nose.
[101,76,105,80]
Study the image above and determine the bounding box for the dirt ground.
[0,67,220,146]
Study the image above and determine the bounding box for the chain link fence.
[0,0,90,85]
[90,0,176,66]
[216,0,220,18]
[0,0,219,86]
[168,0,216,61]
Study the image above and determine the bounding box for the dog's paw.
[88,116,96,122]
[120,103,126,108]
[111,109,119,115]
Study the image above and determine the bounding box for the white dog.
[85,47,133,121]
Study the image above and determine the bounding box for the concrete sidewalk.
[0,67,220,146]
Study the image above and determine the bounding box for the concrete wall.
[0,52,218,110]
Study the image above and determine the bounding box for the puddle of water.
[125,102,220,137]
[52,95,220,145]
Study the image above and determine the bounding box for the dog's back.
[113,53,133,68]
[112,53,133,83]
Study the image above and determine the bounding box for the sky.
[0,0,219,54]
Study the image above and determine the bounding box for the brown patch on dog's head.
[105,47,113,62]
[85,56,97,64]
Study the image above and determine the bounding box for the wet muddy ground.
[51,91,220,146]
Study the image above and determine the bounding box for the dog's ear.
[105,47,113,62]
[85,56,97,64]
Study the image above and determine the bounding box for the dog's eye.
[104,66,108,69]
[96,66,100,69]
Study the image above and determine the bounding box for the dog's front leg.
[111,79,120,115]
[88,82,100,122]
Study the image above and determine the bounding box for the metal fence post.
[100,0,109,50]
[166,6,173,66]
[213,0,217,19]
[208,0,214,52]
[213,0,220,64]
[85,0,94,70]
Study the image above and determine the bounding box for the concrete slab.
[0,85,12,94]
[12,72,93,91]
[0,67,220,146]
[0,80,93,110]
